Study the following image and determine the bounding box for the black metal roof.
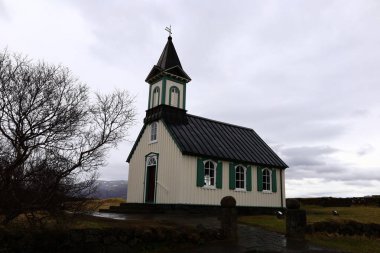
[164,114,288,168]
[127,111,287,169]
[145,36,191,83]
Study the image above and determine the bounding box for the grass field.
[0,198,127,230]
[238,205,380,253]
[305,205,380,224]
[82,197,126,211]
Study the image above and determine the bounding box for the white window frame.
[152,86,160,107]
[146,155,157,166]
[149,122,158,143]
[235,165,247,191]
[203,160,217,189]
[262,168,272,193]
[170,86,180,107]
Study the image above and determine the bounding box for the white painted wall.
[127,120,183,203]
[177,157,284,207]
[127,120,286,207]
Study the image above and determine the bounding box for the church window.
[235,165,246,190]
[262,168,271,191]
[169,86,180,107]
[229,163,252,191]
[150,122,158,142]
[257,167,276,192]
[204,160,216,187]
[196,158,222,189]
[147,155,157,166]
[152,87,160,107]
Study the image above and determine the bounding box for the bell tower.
[145,35,191,111]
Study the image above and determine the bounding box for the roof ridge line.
[186,113,253,131]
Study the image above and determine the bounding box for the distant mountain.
[92,180,128,199]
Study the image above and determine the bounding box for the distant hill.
[92,180,128,199]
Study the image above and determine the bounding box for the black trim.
[100,203,285,216]
[144,104,187,125]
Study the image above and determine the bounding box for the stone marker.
[285,199,307,250]
[220,196,238,240]
[286,199,306,240]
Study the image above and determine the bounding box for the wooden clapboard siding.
[128,120,285,207]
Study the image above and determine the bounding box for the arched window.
[150,122,157,142]
[147,155,157,166]
[196,158,222,189]
[235,165,246,190]
[152,87,160,107]
[169,86,180,107]
[204,160,216,187]
[262,168,271,191]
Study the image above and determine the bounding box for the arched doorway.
[145,155,158,203]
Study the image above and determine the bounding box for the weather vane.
[165,25,172,36]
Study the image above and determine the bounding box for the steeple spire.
[145,36,191,83]
[156,36,182,70]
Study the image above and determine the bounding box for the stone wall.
[307,220,380,237]
[0,226,222,253]
[294,196,380,207]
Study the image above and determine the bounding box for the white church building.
[126,35,288,208]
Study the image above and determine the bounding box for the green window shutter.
[148,85,152,109]
[216,161,223,189]
[246,165,252,191]
[229,162,235,190]
[161,77,167,104]
[196,158,204,187]
[272,168,277,192]
[257,166,263,191]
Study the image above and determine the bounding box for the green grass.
[65,197,126,212]
[307,233,380,253]
[304,205,380,224]
[0,198,140,230]
[239,215,285,233]
[238,205,380,253]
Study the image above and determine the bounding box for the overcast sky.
[1,0,379,198]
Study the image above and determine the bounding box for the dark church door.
[145,165,156,203]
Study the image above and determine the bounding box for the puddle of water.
[90,211,140,220]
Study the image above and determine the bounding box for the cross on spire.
[165,25,172,36]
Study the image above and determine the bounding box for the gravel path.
[92,212,342,253]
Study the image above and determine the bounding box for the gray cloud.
[0,1,9,21]
[357,144,374,156]
[351,109,369,118]
[281,144,380,183]
[281,146,338,158]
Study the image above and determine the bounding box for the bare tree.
[0,50,136,225]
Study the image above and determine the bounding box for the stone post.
[286,199,307,250]
[220,196,238,240]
